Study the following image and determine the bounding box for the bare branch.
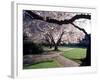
[25,10,91,25]
[71,22,88,35]
[57,31,65,45]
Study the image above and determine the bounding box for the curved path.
[54,54,79,67]
[24,50,80,67]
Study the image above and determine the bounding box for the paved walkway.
[54,54,79,67]
[24,50,80,67]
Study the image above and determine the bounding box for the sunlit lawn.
[61,47,87,63]
[24,60,61,69]
[62,48,86,59]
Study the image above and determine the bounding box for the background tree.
[35,23,66,51]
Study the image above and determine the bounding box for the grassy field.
[61,47,87,63]
[24,47,87,69]
[44,46,87,63]
[44,46,86,59]
[24,60,61,69]
[62,48,86,59]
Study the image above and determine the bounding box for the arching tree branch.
[25,10,91,25]
[71,23,88,35]
[25,10,43,20]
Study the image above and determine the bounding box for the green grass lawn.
[61,47,87,64]
[62,48,86,60]
[24,60,61,69]
[43,46,86,60]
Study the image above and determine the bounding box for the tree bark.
[54,44,58,51]
[49,43,53,48]
[71,23,88,36]
[25,10,91,25]
[80,35,91,66]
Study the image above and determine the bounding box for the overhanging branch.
[25,10,91,35]
[25,10,91,25]
[71,23,88,35]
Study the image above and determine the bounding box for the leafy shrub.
[23,40,43,55]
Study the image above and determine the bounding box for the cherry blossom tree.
[24,10,91,65]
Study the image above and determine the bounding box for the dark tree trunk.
[49,43,52,48]
[53,31,64,51]
[54,44,58,51]
[86,42,91,66]
[80,35,91,66]
[80,44,91,66]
